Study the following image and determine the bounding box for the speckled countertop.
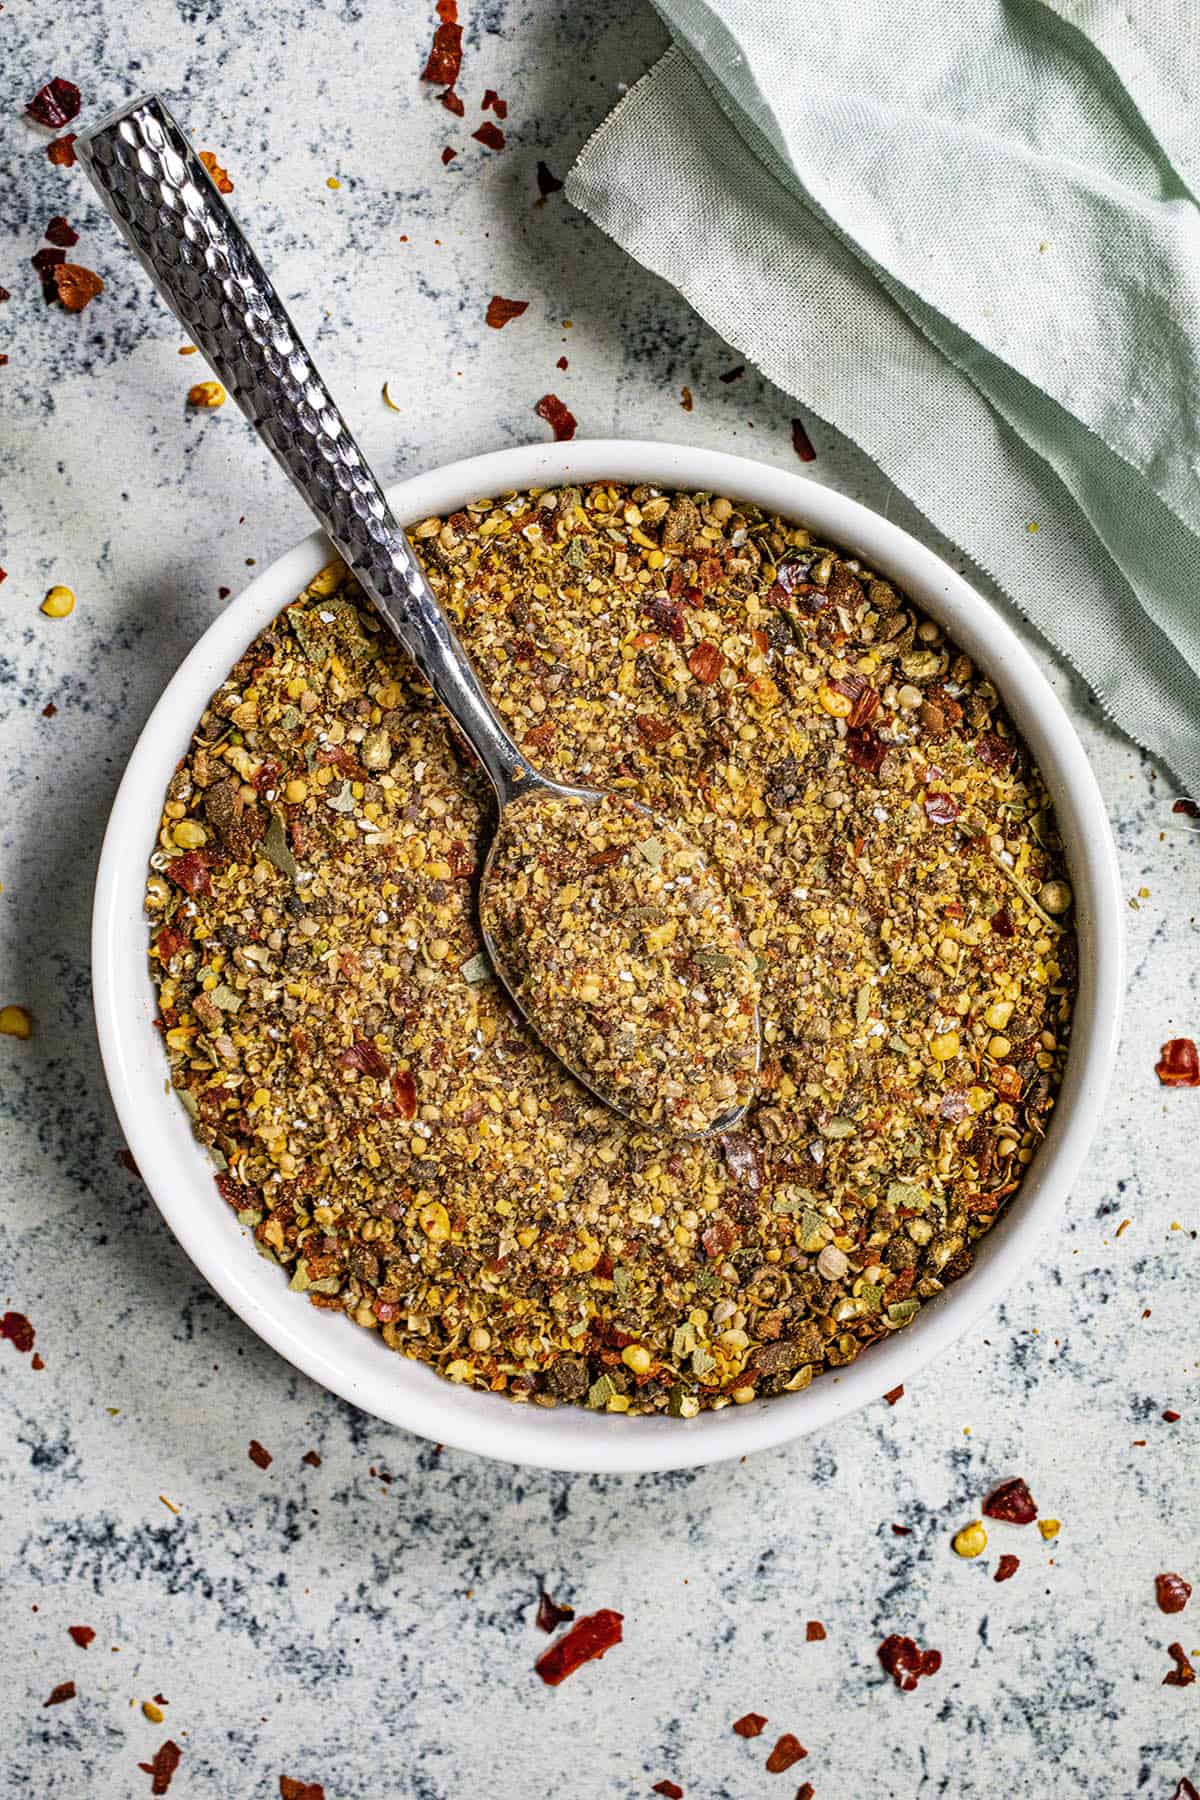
[1,4,1197,1797]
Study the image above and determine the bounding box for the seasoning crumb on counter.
[145,483,1075,1415]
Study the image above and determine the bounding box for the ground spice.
[145,485,1075,1415]
[534,1609,623,1684]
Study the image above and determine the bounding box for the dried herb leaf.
[261,813,299,880]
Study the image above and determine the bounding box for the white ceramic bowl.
[93,441,1123,1473]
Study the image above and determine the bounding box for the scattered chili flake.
[891,1523,912,1536]
[805,1620,826,1642]
[1172,798,1200,819]
[43,1681,76,1706]
[248,1439,273,1469]
[26,78,82,128]
[1156,1038,1200,1087]
[680,386,694,411]
[139,1740,182,1794]
[45,215,79,247]
[473,120,506,151]
[652,1783,683,1798]
[1163,1642,1196,1687]
[877,1634,942,1692]
[534,392,577,441]
[32,245,66,276]
[198,150,234,194]
[995,1554,1020,1582]
[31,1352,45,1369]
[733,1713,767,1738]
[534,1608,623,1685]
[48,133,78,166]
[982,1477,1038,1524]
[486,295,529,329]
[846,725,887,773]
[441,146,458,165]
[391,1068,418,1119]
[765,1735,807,1774]
[924,790,960,826]
[421,14,463,87]
[883,1384,904,1405]
[167,850,213,896]
[1163,1409,1181,1422]
[791,415,817,462]
[796,1787,815,1800]
[636,714,675,747]
[719,365,745,383]
[1,1312,36,1353]
[68,1626,95,1648]
[53,264,104,312]
[218,586,231,599]
[688,642,725,685]
[42,700,57,717]
[440,87,465,115]
[481,88,508,118]
[1169,1781,1200,1800]
[536,159,564,198]
[535,1590,576,1633]
[301,1449,322,1467]
[279,1779,326,1800]
[339,1037,389,1079]
[1156,1573,1192,1615]
[556,356,569,372]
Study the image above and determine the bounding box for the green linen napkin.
[567,0,1200,795]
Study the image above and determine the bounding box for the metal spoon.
[78,93,759,1135]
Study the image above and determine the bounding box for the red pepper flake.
[421,13,463,87]
[991,905,1016,938]
[534,392,577,441]
[2,1311,36,1353]
[923,790,960,826]
[791,415,817,462]
[805,1620,826,1642]
[891,1523,912,1536]
[31,1352,45,1369]
[481,88,509,118]
[441,146,458,165]
[218,585,231,599]
[32,245,67,275]
[995,1553,1020,1582]
[1163,1642,1196,1687]
[883,1383,904,1406]
[796,1788,815,1800]
[168,849,214,897]
[248,1439,273,1470]
[680,385,694,411]
[68,1626,96,1648]
[279,1779,326,1800]
[536,159,564,198]
[846,725,887,773]
[440,88,465,115]
[486,294,529,329]
[0,566,7,581]
[982,1476,1038,1524]
[765,1734,807,1774]
[1169,1782,1200,1800]
[636,714,675,747]
[338,1037,389,1080]
[139,1741,182,1794]
[732,1713,767,1738]
[555,355,569,371]
[651,1784,683,1799]
[1156,1038,1200,1087]
[44,215,79,247]
[687,641,725,685]
[977,731,1014,769]
[1156,1573,1192,1615]
[877,1634,942,1692]
[391,1068,418,1119]
[48,133,79,167]
[719,364,745,383]
[1163,1409,1182,1422]
[302,1449,322,1467]
[534,1608,623,1685]
[43,1681,76,1707]
[535,1590,576,1633]
[472,121,506,152]
[26,78,82,128]
[198,150,234,194]
[1172,798,1200,819]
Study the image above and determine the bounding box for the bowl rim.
[92,438,1124,1473]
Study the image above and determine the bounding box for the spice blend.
[145,483,1076,1416]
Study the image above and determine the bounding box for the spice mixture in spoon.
[481,790,760,1135]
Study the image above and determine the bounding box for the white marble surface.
[1,3,1197,1796]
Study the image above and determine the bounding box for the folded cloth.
[567,0,1200,795]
